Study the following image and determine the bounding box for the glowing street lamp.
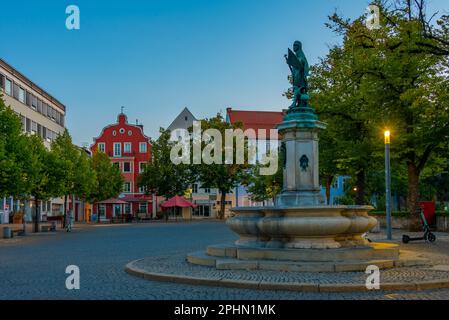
[384,130,392,240]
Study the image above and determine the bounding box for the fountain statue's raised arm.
[285,41,309,108]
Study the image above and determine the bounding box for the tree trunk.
[407,162,421,231]
[63,195,68,228]
[97,203,101,224]
[355,170,365,205]
[324,175,334,205]
[219,190,226,220]
[72,194,76,223]
[34,198,39,233]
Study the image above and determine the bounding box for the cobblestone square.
[1,221,449,300]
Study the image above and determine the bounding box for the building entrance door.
[113,204,122,217]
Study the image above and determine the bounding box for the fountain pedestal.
[276,105,326,207]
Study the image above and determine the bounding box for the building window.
[98,204,106,218]
[123,182,131,193]
[139,142,147,153]
[139,162,146,173]
[31,96,37,109]
[192,184,198,193]
[204,188,211,194]
[46,129,52,142]
[98,143,105,153]
[112,130,117,136]
[13,83,19,99]
[21,116,26,132]
[42,102,47,116]
[119,128,125,134]
[37,99,43,113]
[113,143,121,156]
[124,204,131,214]
[139,202,148,214]
[123,162,131,173]
[37,100,43,114]
[4,78,11,96]
[138,186,146,193]
[124,142,132,153]
[17,87,25,103]
[31,121,37,134]
[128,130,132,136]
[26,118,31,132]
[25,91,31,106]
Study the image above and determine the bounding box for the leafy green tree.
[51,130,78,225]
[138,128,194,198]
[309,44,382,206]
[137,128,196,220]
[73,149,97,202]
[89,151,124,222]
[0,95,31,200]
[51,130,96,226]
[25,135,66,232]
[246,156,282,204]
[314,0,449,229]
[191,114,250,219]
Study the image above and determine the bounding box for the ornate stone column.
[276,97,327,207]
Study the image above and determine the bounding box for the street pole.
[384,130,392,240]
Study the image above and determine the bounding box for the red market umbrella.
[160,195,197,210]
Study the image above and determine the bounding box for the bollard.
[3,227,12,239]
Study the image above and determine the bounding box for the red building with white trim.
[90,112,153,220]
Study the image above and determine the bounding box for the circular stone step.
[125,255,449,293]
[186,242,428,272]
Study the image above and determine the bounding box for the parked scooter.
[402,208,436,243]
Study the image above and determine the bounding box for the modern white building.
[0,58,66,223]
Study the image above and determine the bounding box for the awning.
[160,196,197,209]
[97,198,128,204]
[120,194,153,202]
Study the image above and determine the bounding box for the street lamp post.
[384,130,392,240]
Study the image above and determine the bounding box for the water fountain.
[187,41,404,272]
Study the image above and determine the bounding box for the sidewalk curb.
[125,259,449,293]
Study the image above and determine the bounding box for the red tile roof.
[226,108,283,139]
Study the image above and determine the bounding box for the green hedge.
[370,210,449,217]
[369,211,410,217]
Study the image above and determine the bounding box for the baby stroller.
[402,207,436,243]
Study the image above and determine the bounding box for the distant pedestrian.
[66,211,73,232]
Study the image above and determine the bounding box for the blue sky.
[1,0,447,145]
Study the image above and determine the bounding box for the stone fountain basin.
[227,205,377,249]
[187,205,424,272]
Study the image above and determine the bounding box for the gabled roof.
[167,107,197,131]
[226,107,284,139]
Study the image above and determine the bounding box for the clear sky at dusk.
[1,0,447,145]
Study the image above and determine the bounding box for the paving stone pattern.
[1,221,449,300]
